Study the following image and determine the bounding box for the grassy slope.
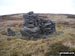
[0,15,75,56]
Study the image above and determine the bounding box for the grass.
[0,19,75,56]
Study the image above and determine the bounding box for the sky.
[0,0,75,15]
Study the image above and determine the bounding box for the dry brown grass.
[0,14,75,56]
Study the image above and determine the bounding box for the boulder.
[7,28,16,36]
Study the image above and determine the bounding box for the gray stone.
[39,18,56,35]
[7,28,16,36]
[20,26,40,37]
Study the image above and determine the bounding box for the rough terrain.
[0,13,75,56]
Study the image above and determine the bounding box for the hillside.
[0,13,75,56]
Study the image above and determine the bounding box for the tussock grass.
[0,20,75,56]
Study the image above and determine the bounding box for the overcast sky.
[0,0,75,15]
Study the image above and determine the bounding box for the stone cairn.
[20,11,56,38]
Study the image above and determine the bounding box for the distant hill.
[0,13,75,20]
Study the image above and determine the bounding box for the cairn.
[20,11,56,38]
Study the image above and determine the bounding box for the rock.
[20,26,40,37]
[7,28,15,36]
[20,11,56,38]
[23,11,39,27]
[40,18,56,35]
[20,11,40,37]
